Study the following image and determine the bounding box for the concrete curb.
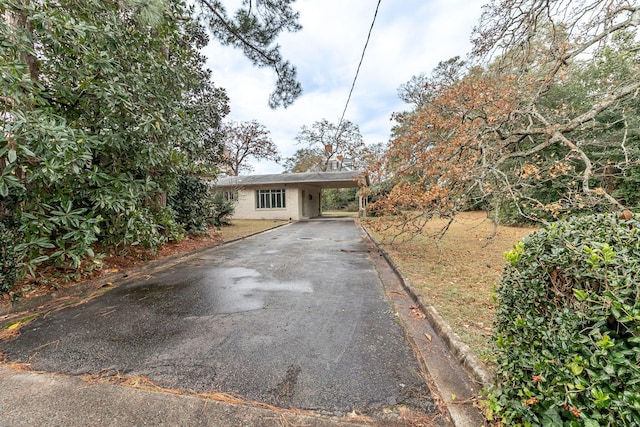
[359,224,494,389]
[0,222,291,323]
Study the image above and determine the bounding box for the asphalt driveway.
[1,219,436,419]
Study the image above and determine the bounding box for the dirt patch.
[2,220,287,308]
[363,211,537,359]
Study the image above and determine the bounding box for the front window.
[223,191,238,202]
[256,189,286,209]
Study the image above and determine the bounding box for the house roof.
[213,170,369,189]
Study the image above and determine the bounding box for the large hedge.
[1,1,232,292]
[168,175,234,233]
[0,220,20,293]
[487,213,640,426]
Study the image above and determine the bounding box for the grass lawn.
[321,210,359,217]
[362,211,537,359]
[218,219,289,241]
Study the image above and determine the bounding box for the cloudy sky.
[203,0,486,174]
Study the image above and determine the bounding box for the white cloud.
[204,0,485,175]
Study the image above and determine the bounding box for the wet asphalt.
[0,219,434,417]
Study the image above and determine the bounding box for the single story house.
[213,170,370,221]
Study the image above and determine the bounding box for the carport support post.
[359,194,367,217]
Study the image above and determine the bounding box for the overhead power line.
[335,0,382,135]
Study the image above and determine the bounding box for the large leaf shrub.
[0,220,21,292]
[487,213,640,426]
[210,191,235,228]
[168,175,234,233]
[1,1,229,291]
[169,175,212,233]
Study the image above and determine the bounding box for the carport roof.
[213,170,369,189]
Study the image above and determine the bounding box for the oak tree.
[222,120,280,175]
[371,0,640,229]
[295,119,366,172]
[283,148,324,173]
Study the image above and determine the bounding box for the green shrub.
[0,220,21,292]
[210,191,234,228]
[168,175,234,233]
[491,195,532,226]
[487,213,640,426]
[169,175,212,233]
[1,190,25,292]
[322,188,358,211]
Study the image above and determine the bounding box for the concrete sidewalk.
[0,367,369,427]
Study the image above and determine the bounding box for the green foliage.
[487,213,640,426]
[168,175,234,233]
[504,30,640,223]
[0,182,24,291]
[195,0,302,108]
[322,188,358,211]
[0,220,21,292]
[364,179,397,217]
[1,0,229,291]
[210,191,235,228]
[169,175,212,233]
[491,195,531,226]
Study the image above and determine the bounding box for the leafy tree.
[221,120,280,175]
[321,188,358,211]
[397,56,466,107]
[0,0,229,288]
[397,73,429,106]
[283,148,324,173]
[1,0,304,291]
[370,0,640,229]
[295,119,366,172]
[181,66,230,173]
[358,141,387,185]
[471,0,640,216]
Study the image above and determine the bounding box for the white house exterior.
[213,171,369,221]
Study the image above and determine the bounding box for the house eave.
[213,171,369,189]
